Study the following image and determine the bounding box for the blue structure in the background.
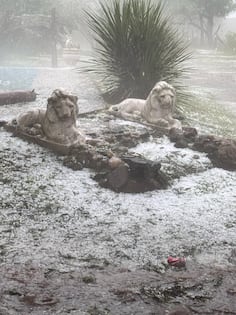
[0,67,38,90]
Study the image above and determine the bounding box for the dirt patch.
[0,262,235,315]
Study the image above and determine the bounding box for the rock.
[174,138,188,148]
[169,127,183,142]
[182,127,198,141]
[82,274,96,284]
[215,141,236,170]
[193,135,220,154]
[106,164,129,190]
[193,135,236,170]
[168,305,192,315]
[66,144,110,171]
[63,155,83,170]
[169,127,198,148]
[108,156,124,169]
[110,143,129,154]
[122,155,161,178]
[170,129,236,171]
[0,120,7,127]
[95,154,168,193]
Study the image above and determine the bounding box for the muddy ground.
[0,51,236,314]
[0,263,235,315]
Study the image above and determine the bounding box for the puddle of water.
[0,67,38,90]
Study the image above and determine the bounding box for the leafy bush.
[224,32,236,55]
[85,0,191,103]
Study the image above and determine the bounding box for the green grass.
[179,91,236,138]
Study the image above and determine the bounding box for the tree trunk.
[206,15,214,48]
[199,14,205,46]
[50,8,58,67]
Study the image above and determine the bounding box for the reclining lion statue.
[16,89,86,145]
[109,81,182,129]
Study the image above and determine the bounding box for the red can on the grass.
[167,256,186,268]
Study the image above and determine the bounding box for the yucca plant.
[85,0,191,104]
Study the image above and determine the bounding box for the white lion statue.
[109,81,182,129]
[16,89,86,145]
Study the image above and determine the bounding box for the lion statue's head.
[43,89,85,144]
[145,81,176,113]
[142,81,181,129]
[46,89,79,124]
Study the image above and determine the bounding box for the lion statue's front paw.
[156,118,169,127]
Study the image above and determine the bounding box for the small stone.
[183,127,198,141]
[82,274,96,284]
[174,139,188,148]
[108,156,123,169]
[167,305,192,315]
[169,127,183,142]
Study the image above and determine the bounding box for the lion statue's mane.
[109,81,182,129]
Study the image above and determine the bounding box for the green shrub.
[85,0,191,103]
[224,32,236,55]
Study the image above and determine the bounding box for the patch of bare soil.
[0,262,235,315]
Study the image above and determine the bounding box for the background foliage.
[0,0,85,58]
[224,32,236,54]
[167,0,236,48]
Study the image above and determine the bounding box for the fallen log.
[0,89,37,105]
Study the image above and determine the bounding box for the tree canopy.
[167,0,236,47]
[0,0,51,15]
[0,0,83,60]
